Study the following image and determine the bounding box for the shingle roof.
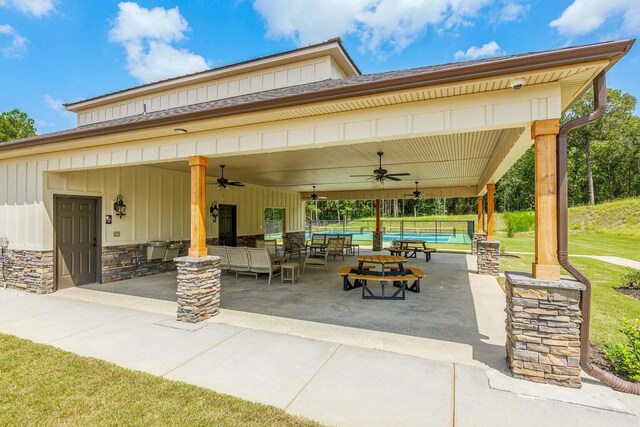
[0,38,634,151]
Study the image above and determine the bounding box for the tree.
[563,89,639,204]
[0,109,37,142]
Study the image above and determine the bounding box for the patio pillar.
[531,119,561,280]
[486,184,495,240]
[188,155,208,258]
[175,155,221,323]
[476,195,484,232]
[373,199,382,251]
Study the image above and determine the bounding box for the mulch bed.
[615,286,640,300]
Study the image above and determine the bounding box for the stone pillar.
[373,199,382,251]
[486,183,495,240]
[372,231,383,251]
[531,119,561,280]
[477,239,500,276]
[0,250,54,294]
[505,271,585,388]
[175,256,221,323]
[471,231,487,255]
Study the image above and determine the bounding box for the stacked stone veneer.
[505,271,585,388]
[284,231,305,248]
[0,250,54,294]
[236,234,264,247]
[477,239,500,276]
[471,231,487,255]
[102,242,189,283]
[372,231,383,251]
[175,256,221,323]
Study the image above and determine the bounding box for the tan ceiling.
[152,128,524,195]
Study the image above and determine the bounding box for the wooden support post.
[487,184,495,240]
[188,156,208,258]
[477,195,484,232]
[531,119,561,280]
[375,199,381,232]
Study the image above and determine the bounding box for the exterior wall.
[0,249,54,294]
[77,56,339,127]
[0,164,304,252]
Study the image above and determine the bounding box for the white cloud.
[1,0,57,17]
[44,94,65,111]
[454,40,501,59]
[0,23,28,57]
[253,0,494,54]
[495,2,528,22]
[109,2,209,83]
[550,0,640,37]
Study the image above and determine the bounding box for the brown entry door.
[218,204,237,246]
[56,197,97,289]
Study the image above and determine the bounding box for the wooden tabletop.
[396,240,427,245]
[358,255,408,263]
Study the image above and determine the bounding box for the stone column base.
[175,256,221,323]
[477,239,500,276]
[471,232,487,255]
[372,231,383,251]
[505,271,585,388]
[0,250,54,294]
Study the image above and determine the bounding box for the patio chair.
[207,245,230,273]
[256,239,283,263]
[247,248,281,285]
[307,234,326,252]
[343,234,358,256]
[303,246,330,273]
[327,237,345,261]
[226,247,252,278]
[283,236,306,259]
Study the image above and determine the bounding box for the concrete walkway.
[3,288,640,426]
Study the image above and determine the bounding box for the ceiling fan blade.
[350,174,374,177]
[228,182,245,186]
[386,173,411,177]
[386,176,402,181]
[317,196,328,200]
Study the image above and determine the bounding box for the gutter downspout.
[557,71,640,394]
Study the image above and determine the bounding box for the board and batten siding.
[77,56,338,127]
[0,163,303,251]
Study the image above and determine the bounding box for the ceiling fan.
[351,151,410,182]
[304,185,327,201]
[216,165,244,189]
[405,182,422,198]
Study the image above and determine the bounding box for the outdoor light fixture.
[209,202,219,222]
[173,128,188,133]
[113,194,127,218]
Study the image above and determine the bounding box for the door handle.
[91,237,97,247]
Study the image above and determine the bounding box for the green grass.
[500,254,640,345]
[0,334,320,427]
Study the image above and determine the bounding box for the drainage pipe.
[557,71,640,394]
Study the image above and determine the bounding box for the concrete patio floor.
[82,252,506,369]
[2,285,640,426]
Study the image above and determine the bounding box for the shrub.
[621,268,640,288]
[503,211,535,237]
[605,318,640,381]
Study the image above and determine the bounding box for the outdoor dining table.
[389,239,436,261]
[353,255,410,300]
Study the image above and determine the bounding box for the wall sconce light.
[113,194,127,218]
[209,202,219,222]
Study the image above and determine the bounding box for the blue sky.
[1,0,638,134]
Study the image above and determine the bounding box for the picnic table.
[352,255,410,300]
[386,239,436,261]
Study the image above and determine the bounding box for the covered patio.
[82,250,506,368]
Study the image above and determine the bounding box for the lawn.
[0,334,319,427]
